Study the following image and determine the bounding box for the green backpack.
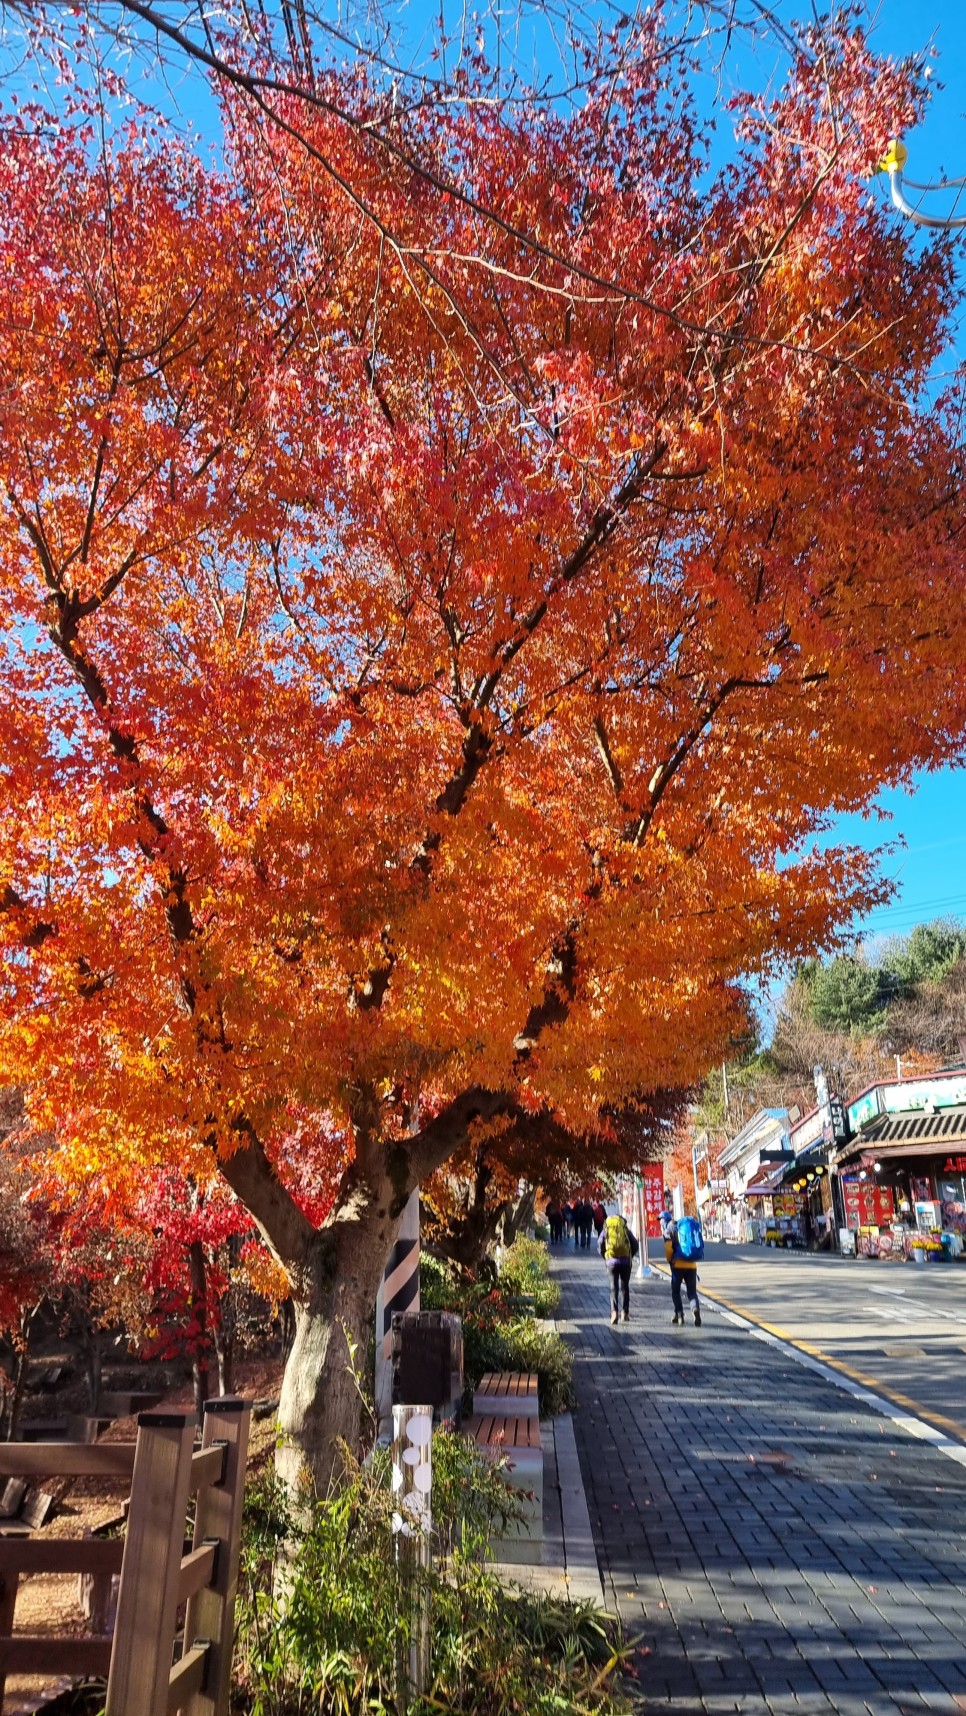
[604,1215,632,1259]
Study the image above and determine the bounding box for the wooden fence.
[0,1397,250,1716]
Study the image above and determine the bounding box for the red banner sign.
[641,1164,665,1237]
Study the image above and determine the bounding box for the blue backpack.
[675,1216,704,1262]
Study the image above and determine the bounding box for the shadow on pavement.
[550,1248,966,1716]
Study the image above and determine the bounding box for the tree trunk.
[279,1297,296,1356]
[2,1310,37,1442]
[71,1289,103,1415]
[213,1235,240,1396]
[429,1203,507,1274]
[188,1239,210,1415]
[215,1335,233,1397]
[217,1086,507,1495]
[275,1191,402,1496]
[502,1186,536,1246]
[84,1331,103,1416]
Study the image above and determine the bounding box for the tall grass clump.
[234,1433,625,1716]
[497,1235,561,1317]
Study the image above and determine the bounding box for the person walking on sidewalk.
[662,1209,703,1326]
[598,1212,639,1323]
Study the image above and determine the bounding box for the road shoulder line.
[651,1262,966,1466]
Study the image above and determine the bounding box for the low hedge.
[496,1235,561,1317]
[235,1433,624,1716]
[420,1254,574,1417]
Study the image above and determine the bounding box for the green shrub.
[234,1434,624,1716]
[497,1236,561,1317]
[462,1312,575,1417]
[421,1252,572,1416]
[419,1252,458,1311]
[421,1258,513,1324]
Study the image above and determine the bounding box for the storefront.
[834,1085,966,1260]
[936,1154,966,1235]
[785,1105,837,1249]
[838,1175,898,1257]
[720,1109,791,1242]
[743,1162,793,1242]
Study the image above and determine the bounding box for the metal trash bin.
[391,1311,463,1427]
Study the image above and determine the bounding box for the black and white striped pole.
[375,1188,420,1439]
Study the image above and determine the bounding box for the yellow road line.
[652,1263,966,1447]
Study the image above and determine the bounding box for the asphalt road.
[555,1249,966,1715]
[644,1239,966,1444]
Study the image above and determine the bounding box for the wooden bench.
[464,1375,543,1563]
[472,1370,539,1419]
[466,1414,541,1453]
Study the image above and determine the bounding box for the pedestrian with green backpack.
[597,1212,639,1324]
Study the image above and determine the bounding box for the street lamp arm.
[881,139,966,231]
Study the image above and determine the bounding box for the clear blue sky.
[6,0,963,959]
[819,1,966,952]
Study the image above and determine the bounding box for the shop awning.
[851,1140,963,1164]
[745,1164,787,1197]
[836,1104,966,1169]
[854,1105,966,1148]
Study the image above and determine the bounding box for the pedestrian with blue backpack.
[661,1209,703,1327]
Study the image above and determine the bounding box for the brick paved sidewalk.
[552,1250,966,1716]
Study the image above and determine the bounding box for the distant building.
[718,1108,790,1242]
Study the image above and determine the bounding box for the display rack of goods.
[905,1232,946,1261]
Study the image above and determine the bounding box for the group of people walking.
[548,1196,705,1327]
[545,1197,607,1247]
[598,1207,704,1325]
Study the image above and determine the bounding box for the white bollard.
[636,1180,653,1278]
[392,1403,433,1709]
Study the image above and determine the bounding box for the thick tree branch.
[593,713,627,806]
[406,1087,512,1186]
[217,1116,318,1287]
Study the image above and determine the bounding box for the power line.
[856,892,966,931]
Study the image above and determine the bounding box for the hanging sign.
[641,1163,666,1237]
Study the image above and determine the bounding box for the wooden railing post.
[182,1398,251,1716]
[105,1411,197,1716]
[0,1562,19,1709]
[0,1405,249,1715]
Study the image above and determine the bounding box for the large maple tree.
[2,7,966,1486]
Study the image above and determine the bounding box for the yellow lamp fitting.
[880,139,908,175]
